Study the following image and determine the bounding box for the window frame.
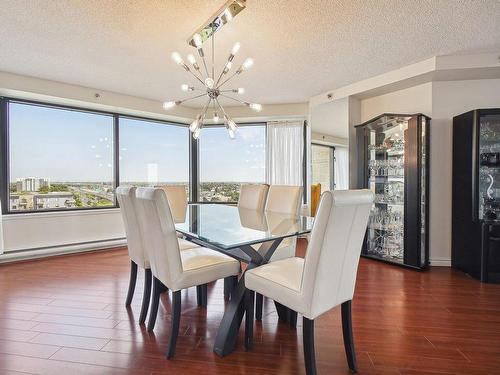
[0,97,190,214]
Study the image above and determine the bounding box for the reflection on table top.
[174,204,314,250]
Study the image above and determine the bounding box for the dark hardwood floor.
[1,239,500,374]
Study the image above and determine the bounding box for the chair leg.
[341,300,358,372]
[303,317,317,375]
[255,293,263,321]
[196,284,207,308]
[196,285,202,307]
[166,290,182,359]
[139,269,152,325]
[125,260,137,307]
[201,284,207,307]
[147,276,162,332]
[244,289,255,351]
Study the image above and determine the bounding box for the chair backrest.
[301,189,373,319]
[265,185,303,215]
[157,185,187,223]
[135,187,183,288]
[238,184,269,211]
[116,186,148,269]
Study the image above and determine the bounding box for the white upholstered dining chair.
[238,184,269,211]
[135,187,240,358]
[264,185,303,261]
[116,186,153,325]
[244,189,374,375]
[252,184,303,320]
[116,186,199,325]
[157,185,188,237]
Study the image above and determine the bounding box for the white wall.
[360,82,433,120]
[2,209,124,252]
[310,98,349,139]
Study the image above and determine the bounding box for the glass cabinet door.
[478,114,500,221]
[365,118,407,264]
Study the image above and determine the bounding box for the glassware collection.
[366,133,405,261]
[478,119,500,221]
[357,113,429,269]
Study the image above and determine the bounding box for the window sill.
[2,207,121,221]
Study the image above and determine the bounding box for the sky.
[9,102,265,183]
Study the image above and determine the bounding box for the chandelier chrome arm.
[219,93,247,105]
[219,94,262,112]
[200,98,212,120]
[217,70,240,88]
[184,66,206,86]
[198,49,210,79]
[215,98,229,118]
[180,93,207,104]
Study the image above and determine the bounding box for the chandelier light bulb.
[163,101,178,110]
[193,34,203,49]
[213,111,219,122]
[171,52,183,65]
[181,84,189,92]
[205,77,215,89]
[231,42,241,55]
[242,58,254,70]
[193,127,201,139]
[227,118,237,132]
[228,128,235,139]
[189,116,201,132]
[236,87,245,94]
[187,54,196,65]
[249,103,262,112]
[224,8,233,22]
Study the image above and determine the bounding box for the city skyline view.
[9,102,266,183]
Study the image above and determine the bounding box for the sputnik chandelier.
[162,0,260,139]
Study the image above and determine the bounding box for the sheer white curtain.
[334,146,349,190]
[266,121,304,185]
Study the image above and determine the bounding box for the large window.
[2,98,269,213]
[199,124,266,202]
[8,102,115,211]
[311,143,334,194]
[119,117,189,192]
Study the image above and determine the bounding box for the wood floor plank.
[0,339,61,359]
[29,333,109,351]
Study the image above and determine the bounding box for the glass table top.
[174,204,314,250]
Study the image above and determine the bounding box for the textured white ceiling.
[0,0,499,108]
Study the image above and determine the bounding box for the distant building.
[33,193,75,210]
[9,194,32,211]
[16,177,50,192]
[10,192,74,211]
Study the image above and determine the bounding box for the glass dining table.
[174,203,314,357]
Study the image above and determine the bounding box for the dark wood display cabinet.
[452,108,500,283]
[356,113,430,270]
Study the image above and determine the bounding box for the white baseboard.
[429,258,451,267]
[0,238,127,264]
